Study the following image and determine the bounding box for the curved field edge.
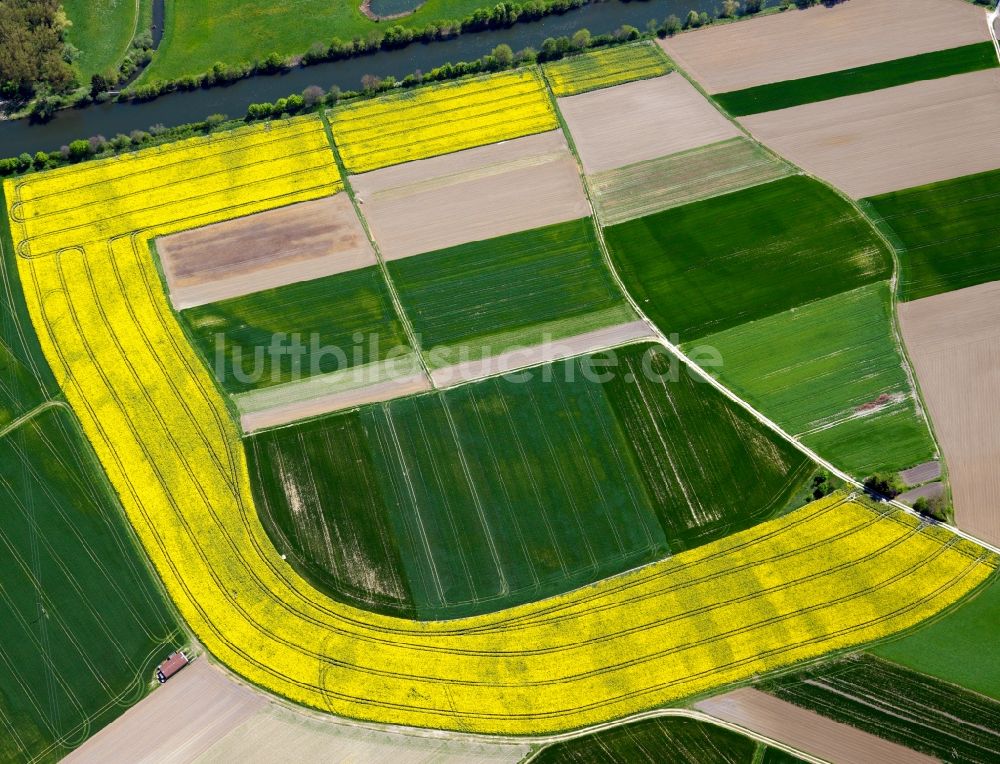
[874,571,1000,700]
[0,182,183,762]
[688,283,936,476]
[591,58,938,479]
[602,174,893,342]
[5,121,996,734]
[0,184,60,426]
[0,398,182,763]
[245,343,814,620]
[528,713,809,763]
[860,167,1000,302]
[759,653,1000,763]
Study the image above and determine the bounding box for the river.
[0,0,715,156]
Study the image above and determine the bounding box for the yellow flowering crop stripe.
[329,69,559,173]
[7,115,342,258]
[6,120,997,735]
[544,42,673,97]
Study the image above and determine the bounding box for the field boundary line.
[118,0,142,78]
[548,59,999,558]
[0,399,69,440]
[665,62,971,542]
[317,112,434,388]
[14,96,998,738]
[679,58,943,478]
[520,707,827,764]
[198,647,823,762]
[989,2,1000,63]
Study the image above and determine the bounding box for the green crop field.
[874,574,1000,700]
[543,41,672,96]
[714,42,998,117]
[589,138,795,226]
[142,0,516,82]
[250,344,810,619]
[180,267,410,394]
[387,218,635,369]
[694,283,935,476]
[249,413,416,617]
[63,0,150,81]
[801,402,934,481]
[0,186,58,428]
[762,654,1000,763]
[604,175,891,342]
[862,167,1000,301]
[602,344,812,548]
[532,715,804,763]
[0,406,180,763]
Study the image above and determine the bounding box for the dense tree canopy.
[0,0,76,98]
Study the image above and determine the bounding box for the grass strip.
[716,42,998,117]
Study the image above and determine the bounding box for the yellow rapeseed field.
[329,69,559,173]
[544,42,673,97]
[7,115,342,258]
[6,116,997,735]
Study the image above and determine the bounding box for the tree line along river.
[0,0,715,157]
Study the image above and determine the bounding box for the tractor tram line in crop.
[5,42,1000,739]
[25,220,993,731]
[19,236,998,731]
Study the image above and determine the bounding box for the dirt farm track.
[741,68,1000,198]
[5,37,1000,742]
[157,195,375,308]
[558,74,739,173]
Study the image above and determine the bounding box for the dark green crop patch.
[604,175,891,342]
[715,42,998,116]
[863,167,1000,301]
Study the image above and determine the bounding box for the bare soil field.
[900,460,941,486]
[742,69,1000,198]
[559,73,740,174]
[64,660,266,764]
[350,130,589,260]
[157,195,375,308]
[661,0,989,94]
[67,660,526,764]
[197,704,529,763]
[429,320,656,388]
[899,280,1000,546]
[237,356,431,432]
[696,687,934,764]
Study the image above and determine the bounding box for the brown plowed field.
[350,130,589,261]
[696,687,935,764]
[559,73,740,174]
[157,195,375,308]
[899,280,1000,546]
[661,0,989,94]
[741,69,1000,198]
